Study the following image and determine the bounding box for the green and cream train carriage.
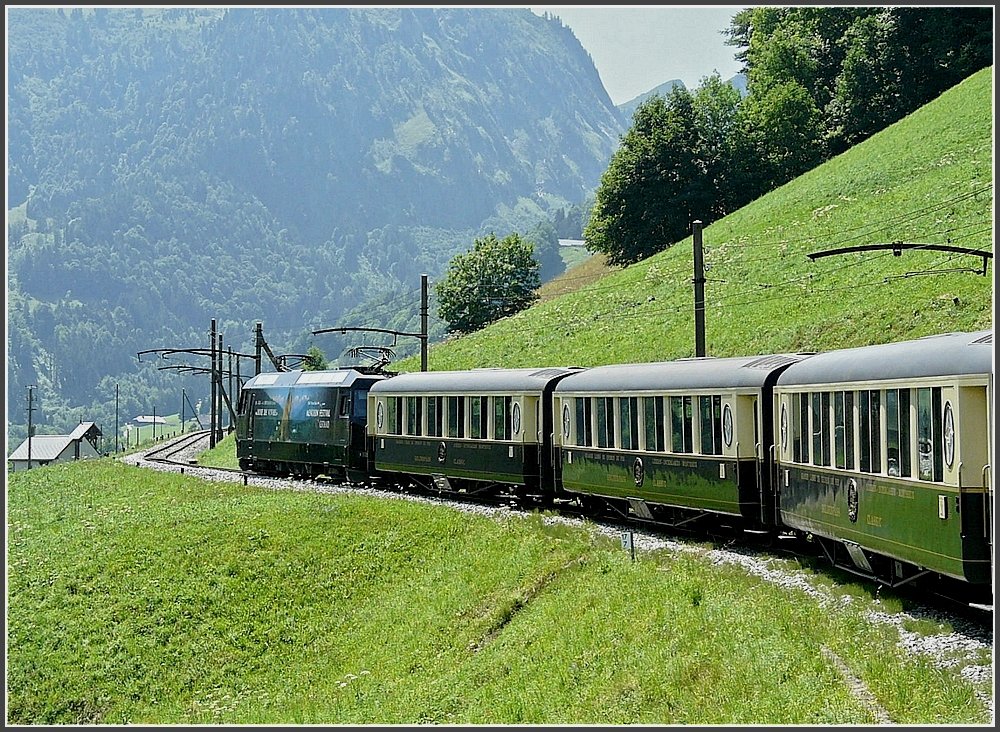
[552,355,807,529]
[773,330,993,588]
[367,367,579,495]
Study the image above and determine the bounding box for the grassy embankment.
[397,67,993,372]
[7,459,992,724]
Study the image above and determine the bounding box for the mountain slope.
[6,7,625,438]
[403,67,993,371]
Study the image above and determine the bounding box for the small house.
[7,422,103,472]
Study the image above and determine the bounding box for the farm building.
[7,421,103,472]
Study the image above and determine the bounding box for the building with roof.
[7,422,103,472]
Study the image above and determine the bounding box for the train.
[235,330,994,600]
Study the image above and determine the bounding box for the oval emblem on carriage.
[943,401,955,468]
[376,402,384,430]
[437,441,447,463]
[562,404,571,440]
[722,403,733,447]
[847,478,859,523]
[633,457,645,487]
[512,402,521,436]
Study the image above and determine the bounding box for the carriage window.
[643,396,665,452]
[447,396,464,438]
[575,397,592,447]
[917,388,944,482]
[493,396,512,441]
[596,397,615,448]
[670,396,693,453]
[426,396,443,437]
[793,392,810,464]
[886,389,911,478]
[834,391,856,470]
[859,390,881,473]
[470,396,489,439]
[386,396,403,436]
[699,395,723,455]
[619,397,639,450]
[811,392,830,467]
[405,396,422,436]
[339,393,351,418]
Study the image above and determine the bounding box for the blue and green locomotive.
[236,368,385,481]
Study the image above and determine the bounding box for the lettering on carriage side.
[255,408,279,417]
[454,458,466,466]
[414,456,432,463]
[821,504,841,517]
[866,514,883,527]
[306,409,331,418]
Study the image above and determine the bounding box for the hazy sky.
[529,5,746,105]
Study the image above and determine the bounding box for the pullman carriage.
[553,355,806,529]
[368,367,579,496]
[236,368,385,480]
[773,330,993,588]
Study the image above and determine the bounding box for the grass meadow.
[6,458,992,724]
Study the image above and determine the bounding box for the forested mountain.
[6,7,626,444]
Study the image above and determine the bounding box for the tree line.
[584,6,992,266]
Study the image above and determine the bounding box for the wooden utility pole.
[210,318,217,448]
[420,273,429,372]
[692,220,706,357]
[26,384,36,470]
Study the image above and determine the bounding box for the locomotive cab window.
[353,389,369,420]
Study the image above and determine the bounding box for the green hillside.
[405,68,993,371]
[7,460,991,724]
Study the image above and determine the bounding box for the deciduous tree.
[435,233,540,334]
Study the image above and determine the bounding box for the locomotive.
[235,330,994,598]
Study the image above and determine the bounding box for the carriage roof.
[554,354,808,393]
[775,331,993,387]
[370,367,580,395]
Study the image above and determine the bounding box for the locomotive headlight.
[943,401,955,468]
